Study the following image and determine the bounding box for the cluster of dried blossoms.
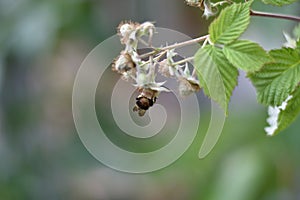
[185,0,230,19]
[112,21,201,116]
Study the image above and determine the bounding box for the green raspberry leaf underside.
[209,1,252,45]
[223,40,273,72]
[249,48,300,106]
[276,86,300,134]
[262,0,297,6]
[194,45,239,113]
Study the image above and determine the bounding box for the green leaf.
[249,48,300,106]
[223,40,272,72]
[296,40,300,54]
[209,1,252,45]
[276,86,300,134]
[194,45,239,112]
[262,0,297,6]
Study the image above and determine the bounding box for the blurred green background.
[1,0,300,199]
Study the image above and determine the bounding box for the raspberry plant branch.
[172,57,195,67]
[250,9,300,22]
[140,9,300,60]
[113,0,300,135]
[139,35,209,59]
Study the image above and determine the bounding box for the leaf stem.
[140,35,209,59]
[250,9,300,22]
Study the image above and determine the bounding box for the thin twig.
[172,56,194,66]
[140,35,209,59]
[154,50,167,61]
[139,50,167,67]
[250,10,300,22]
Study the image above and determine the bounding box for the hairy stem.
[250,10,300,22]
[172,56,194,66]
[140,35,209,59]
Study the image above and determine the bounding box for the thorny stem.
[140,35,209,59]
[135,9,300,81]
[154,50,167,61]
[211,0,231,7]
[172,56,194,67]
[250,10,300,22]
[201,37,209,48]
[140,50,167,67]
[139,9,300,60]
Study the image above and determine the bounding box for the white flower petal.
[283,32,296,48]
[265,125,278,136]
[119,23,133,37]
[264,95,293,136]
[268,106,280,116]
[278,95,293,110]
[267,116,277,126]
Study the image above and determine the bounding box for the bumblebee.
[133,89,158,116]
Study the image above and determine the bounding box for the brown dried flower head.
[158,59,172,77]
[112,50,136,73]
[185,0,205,9]
[117,21,140,45]
[178,77,201,97]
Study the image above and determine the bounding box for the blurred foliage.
[0,0,300,200]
